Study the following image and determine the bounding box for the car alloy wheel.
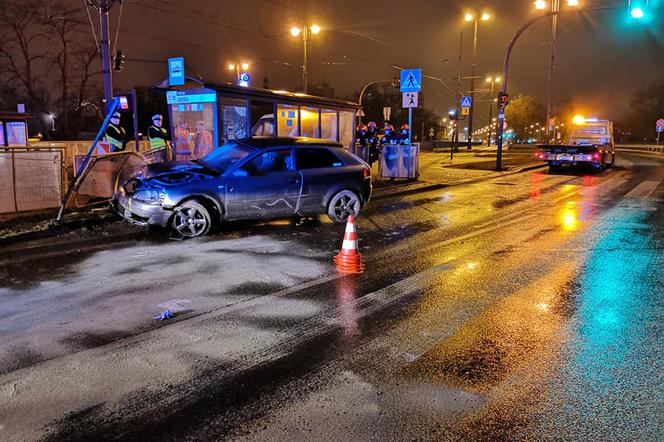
[328,190,361,223]
[172,201,212,238]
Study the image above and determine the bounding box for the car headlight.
[133,189,165,203]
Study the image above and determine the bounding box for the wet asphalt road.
[0,151,663,441]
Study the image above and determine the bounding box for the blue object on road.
[153,310,174,321]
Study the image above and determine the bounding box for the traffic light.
[628,0,648,19]
[113,50,126,72]
[448,108,458,120]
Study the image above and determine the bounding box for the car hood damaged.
[134,161,217,186]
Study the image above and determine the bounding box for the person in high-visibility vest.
[105,112,126,152]
[147,114,169,150]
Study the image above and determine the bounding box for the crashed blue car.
[113,137,372,237]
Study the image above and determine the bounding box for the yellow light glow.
[495,77,502,82]
[486,77,493,83]
[535,302,550,312]
[290,26,301,37]
[572,115,586,125]
[241,62,249,70]
[567,0,579,6]
[464,12,474,22]
[310,24,321,34]
[561,209,578,231]
[466,262,478,270]
[480,12,491,21]
[535,0,547,10]
[227,63,236,71]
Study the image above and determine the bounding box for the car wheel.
[172,200,212,238]
[327,190,361,223]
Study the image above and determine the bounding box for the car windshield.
[196,143,255,173]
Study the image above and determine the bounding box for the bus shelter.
[153,77,360,162]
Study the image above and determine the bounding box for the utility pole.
[467,19,479,150]
[546,0,561,143]
[98,0,116,114]
[453,31,463,157]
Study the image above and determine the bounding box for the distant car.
[113,137,372,237]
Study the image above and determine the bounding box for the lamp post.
[290,24,321,94]
[485,76,501,146]
[227,62,250,86]
[535,0,580,142]
[464,11,491,150]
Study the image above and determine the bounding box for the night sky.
[100,0,663,121]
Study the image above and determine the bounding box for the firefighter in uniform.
[397,123,410,145]
[366,121,379,166]
[147,114,170,150]
[105,112,126,152]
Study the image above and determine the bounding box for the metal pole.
[467,19,478,150]
[302,26,308,93]
[496,11,555,171]
[487,80,494,146]
[408,107,413,144]
[546,0,560,143]
[453,31,463,159]
[99,0,114,114]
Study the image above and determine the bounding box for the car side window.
[241,149,293,176]
[295,147,344,170]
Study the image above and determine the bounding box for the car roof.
[236,137,343,150]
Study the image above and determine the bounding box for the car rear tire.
[327,190,361,223]
[172,200,212,238]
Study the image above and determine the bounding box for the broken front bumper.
[113,188,171,227]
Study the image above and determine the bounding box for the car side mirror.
[233,169,249,177]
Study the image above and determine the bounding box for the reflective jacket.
[105,123,126,152]
[148,125,169,149]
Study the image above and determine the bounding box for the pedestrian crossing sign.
[460,96,472,108]
[400,69,422,93]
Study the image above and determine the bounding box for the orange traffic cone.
[334,215,365,274]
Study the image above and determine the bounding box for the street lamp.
[485,76,502,146]
[533,0,580,143]
[463,10,492,150]
[228,62,250,86]
[289,24,321,93]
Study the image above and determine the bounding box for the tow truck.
[536,117,615,173]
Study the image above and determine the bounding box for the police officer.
[148,114,169,150]
[105,112,126,152]
[356,124,369,146]
[398,123,410,145]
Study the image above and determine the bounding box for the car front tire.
[327,190,361,223]
[172,200,212,238]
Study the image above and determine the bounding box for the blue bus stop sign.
[168,57,185,86]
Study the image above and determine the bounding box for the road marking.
[624,180,661,199]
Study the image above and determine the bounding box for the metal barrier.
[616,145,664,153]
[0,147,65,214]
[350,144,371,163]
[379,144,420,180]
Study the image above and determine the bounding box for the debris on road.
[153,310,174,321]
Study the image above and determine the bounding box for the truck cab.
[536,118,615,173]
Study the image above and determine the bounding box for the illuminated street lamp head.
[241,62,250,70]
[486,77,492,83]
[535,0,547,10]
[630,7,645,18]
[227,63,236,71]
[310,24,321,34]
[480,12,491,21]
[290,26,301,37]
[567,0,579,6]
[464,12,474,22]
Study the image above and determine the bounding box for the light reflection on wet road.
[0,152,662,441]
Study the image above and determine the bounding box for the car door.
[224,148,301,220]
[295,147,347,214]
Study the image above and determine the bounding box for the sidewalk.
[372,150,544,199]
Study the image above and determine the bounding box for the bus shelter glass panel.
[277,104,299,137]
[167,89,217,161]
[219,97,248,144]
[300,107,319,138]
[339,110,355,150]
[250,100,275,137]
[0,122,4,146]
[7,121,27,146]
[321,109,338,141]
